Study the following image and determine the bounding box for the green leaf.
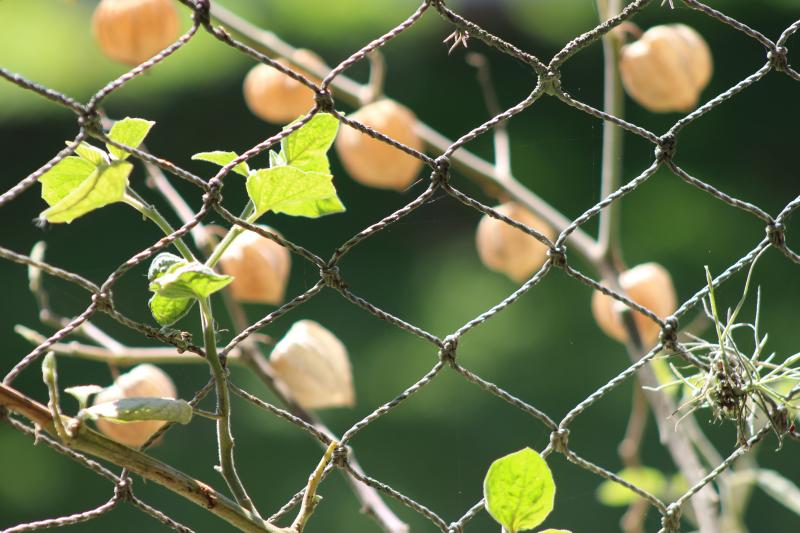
[148,293,195,327]
[484,448,556,533]
[39,156,96,206]
[281,112,339,173]
[540,530,572,533]
[192,151,250,177]
[81,397,193,425]
[40,161,133,223]
[148,253,186,282]
[246,166,345,219]
[269,149,286,167]
[149,262,233,299]
[106,117,154,160]
[72,142,108,166]
[597,467,668,506]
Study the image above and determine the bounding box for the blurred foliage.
[1,0,799,532]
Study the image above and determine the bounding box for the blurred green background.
[1,0,799,531]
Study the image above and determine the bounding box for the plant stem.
[291,441,338,532]
[205,203,256,268]
[596,0,626,265]
[123,191,196,262]
[16,324,244,366]
[199,296,261,518]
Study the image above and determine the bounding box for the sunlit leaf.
[149,262,233,300]
[39,156,97,208]
[106,117,154,160]
[148,293,195,327]
[40,161,132,223]
[484,447,556,533]
[191,151,250,177]
[73,142,108,166]
[148,253,187,282]
[281,112,339,174]
[246,166,344,219]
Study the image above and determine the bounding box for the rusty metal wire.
[1,0,798,532]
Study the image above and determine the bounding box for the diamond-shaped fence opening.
[1,0,799,532]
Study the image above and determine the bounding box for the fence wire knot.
[767,221,786,248]
[655,133,677,162]
[314,89,335,112]
[547,245,567,269]
[768,46,789,72]
[114,477,134,502]
[91,291,114,313]
[332,443,349,467]
[540,69,561,96]
[661,503,682,532]
[659,316,679,350]
[77,109,103,133]
[549,428,570,454]
[432,155,451,186]
[439,335,459,364]
[320,265,347,290]
[202,186,223,207]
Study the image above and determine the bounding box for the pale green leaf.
[191,151,250,177]
[40,161,132,223]
[38,156,96,206]
[149,262,233,299]
[484,448,556,533]
[540,530,571,533]
[82,397,193,425]
[148,293,195,327]
[106,117,154,160]
[597,467,668,506]
[72,142,108,166]
[269,149,286,167]
[64,385,103,410]
[246,166,344,219]
[281,112,339,173]
[148,253,187,282]
[757,469,800,516]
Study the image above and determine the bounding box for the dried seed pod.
[619,24,712,112]
[243,49,326,124]
[270,320,354,409]
[92,0,180,65]
[218,226,291,305]
[475,202,555,282]
[92,364,177,447]
[335,99,424,191]
[591,263,677,345]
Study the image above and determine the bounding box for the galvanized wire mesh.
[1,0,799,532]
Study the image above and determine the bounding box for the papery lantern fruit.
[591,262,677,346]
[335,99,424,191]
[92,0,180,65]
[269,320,355,409]
[619,24,712,113]
[92,364,177,447]
[243,49,326,124]
[218,226,291,305]
[475,202,555,282]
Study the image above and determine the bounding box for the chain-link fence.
[1,0,799,532]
